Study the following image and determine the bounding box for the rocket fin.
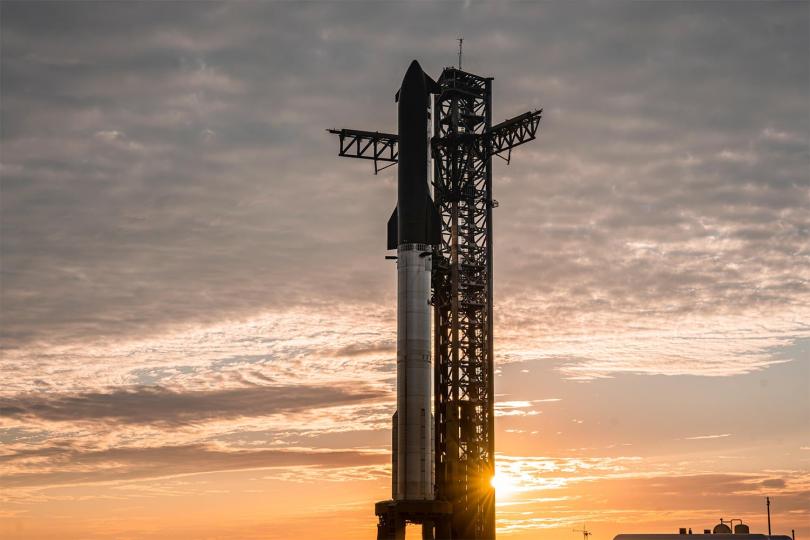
[424,73,440,94]
[387,206,398,250]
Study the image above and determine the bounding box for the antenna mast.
[574,525,593,540]
[766,496,772,535]
[458,37,463,70]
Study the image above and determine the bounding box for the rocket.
[387,60,441,501]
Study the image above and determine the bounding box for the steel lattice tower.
[329,62,541,540]
[432,67,496,539]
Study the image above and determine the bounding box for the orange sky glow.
[1,2,808,540]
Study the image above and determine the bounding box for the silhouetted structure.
[329,59,542,540]
[615,518,794,540]
[575,525,594,540]
[767,497,771,536]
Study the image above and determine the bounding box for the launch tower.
[329,60,542,540]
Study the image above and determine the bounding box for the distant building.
[614,519,794,540]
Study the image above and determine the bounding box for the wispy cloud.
[0,384,385,426]
[683,433,732,440]
[0,442,389,490]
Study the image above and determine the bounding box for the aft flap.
[387,207,398,250]
[424,73,441,94]
[426,199,441,246]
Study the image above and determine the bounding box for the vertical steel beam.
[484,76,496,540]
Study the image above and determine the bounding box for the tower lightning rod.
[458,37,463,70]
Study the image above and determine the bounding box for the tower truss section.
[431,67,496,540]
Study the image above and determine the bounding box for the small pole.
[458,37,463,70]
[766,496,771,536]
[791,529,794,540]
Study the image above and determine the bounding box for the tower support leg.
[434,517,452,540]
[422,520,434,540]
[375,500,451,540]
[376,510,405,540]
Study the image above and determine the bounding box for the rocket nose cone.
[402,59,424,88]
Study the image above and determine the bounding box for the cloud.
[761,478,786,489]
[0,384,385,426]
[0,442,388,489]
[496,399,560,417]
[0,307,397,397]
[497,307,808,378]
[683,433,732,440]
[492,458,810,534]
[1,2,806,378]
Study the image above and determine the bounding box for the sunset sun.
[491,474,517,497]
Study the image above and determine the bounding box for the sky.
[1,1,808,539]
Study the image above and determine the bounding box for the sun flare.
[490,474,517,497]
